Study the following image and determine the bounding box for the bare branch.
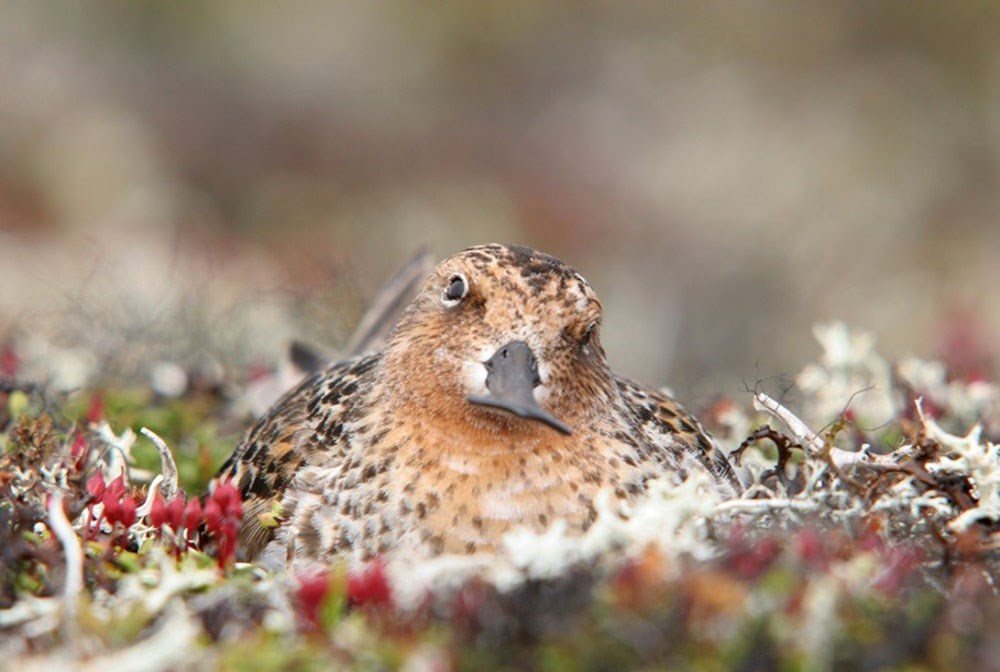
[753,392,824,455]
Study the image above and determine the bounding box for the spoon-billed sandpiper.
[217,244,741,564]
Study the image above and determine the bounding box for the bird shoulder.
[614,376,743,495]
[216,353,380,558]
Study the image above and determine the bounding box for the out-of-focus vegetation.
[2,323,1000,670]
[1,2,998,403]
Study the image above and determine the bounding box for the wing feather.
[216,354,380,558]
[614,376,743,497]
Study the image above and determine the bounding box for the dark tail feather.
[285,248,434,375]
[342,247,434,357]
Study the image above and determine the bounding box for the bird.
[216,244,741,566]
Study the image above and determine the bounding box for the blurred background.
[1,2,998,408]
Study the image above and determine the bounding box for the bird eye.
[580,321,597,349]
[443,274,468,305]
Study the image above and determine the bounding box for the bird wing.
[614,376,743,497]
[285,249,435,377]
[216,353,380,558]
[342,248,434,358]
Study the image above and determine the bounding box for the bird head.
[384,244,616,437]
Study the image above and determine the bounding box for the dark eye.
[443,274,468,305]
[580,321,597,348]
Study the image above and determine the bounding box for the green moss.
[65,389,240,492]
[7,390,30,420]
[215,633,332,672]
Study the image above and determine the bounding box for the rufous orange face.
[384,244,615,437]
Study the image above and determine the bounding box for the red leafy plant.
[83,472,138,548]
[201,479,243,567]
[347,559,392,608]
[79,468,243,567]
[148,479,243,567]
[0,342,18,380]
[295,559,394,629]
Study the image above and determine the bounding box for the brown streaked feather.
[614,376,742,497]
[218,354,379,558]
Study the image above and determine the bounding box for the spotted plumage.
[217,244,741,565]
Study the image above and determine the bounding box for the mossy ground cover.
[2,324,999,670]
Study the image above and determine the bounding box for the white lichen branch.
[96,422,136,482]
[140,427,179,500]
[714,498,820,514]
[753,391,909,469]
[47,492,82,653]
[753,392,825,456]
[135,474,164,519]
[913,398,1000,532]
